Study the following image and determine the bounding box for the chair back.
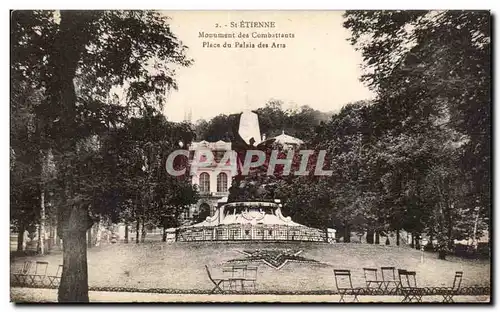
[232,265,247,279]
[398,269,417,288]
[363,268,379,282]
[246,266,258,280]
[222,267,234,278]
[452,271,463,290]
[54,265,63,278]
[20,261,33,274]
[205,265,215,282]
[35,261,49,276]
[334,269,353,290]
[381,266,396,281]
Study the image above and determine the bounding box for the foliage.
[194,100,331,143]
[10,10,192,302]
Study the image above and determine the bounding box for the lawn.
[10,241,490,293]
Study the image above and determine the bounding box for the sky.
[162,11,375,122]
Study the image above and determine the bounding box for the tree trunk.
[17,224,25,252]
[141,218,146,243]
[55,226,61,247]
[38,190,45,255]
[162,226,167,242]
[447,207,454,251]
[415,233,420,250]
[135,218,140,244]
[58,205,92,302]
[411,232,415,248]
[366,230,374,244]
[438,247,447,260]
[396,229,400,246]
[124,224,129,243]
[174,206,180,228]
[375,231,380,245]
[49,11,97,302]
[472,210,479,248]
[87,228,92,248]
[48,223,54,251]
[343,224,351,243]
[93,222,100,247]
[428,232,434,250]
[92,222,99,246]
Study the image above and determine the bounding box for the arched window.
[217,172,228,192]
[199,172,210,193]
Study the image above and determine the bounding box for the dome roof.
[262,131,303,146]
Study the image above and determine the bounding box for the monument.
[175,200,328,242]
[237,109,262,146]
[174,110,335,242]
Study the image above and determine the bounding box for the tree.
[194,100,332,144]
[99,110,197,243]
[11,10,191,301]
[10,77,41,251]
[194,114,241,142]
[343,11,491,256]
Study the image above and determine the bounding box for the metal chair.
[452,271,463,290]
[441,271,463,303]
[29,261,49,286]
[205,265,231,294]
[47,264,63,287]
[13,261,33,285]
[231,265,247,278]
[334,269,365,302]
[381,266,399,292]
[222,267,234,278]
[242,266,258,291]
[398,269,423,302]
[223,265,247,291]
[362,268,384,290]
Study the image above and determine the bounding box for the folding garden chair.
[381,266,400,292]
[362,268,384,291]
[13,261,33,285]
[205,265,231,294]
[222,265,247,292]
[29,261,49,286]
[334,269,365,302]
[440,271,463,303]
[398,269,423,302]
[47,265,63,287]
[242,266,258,291]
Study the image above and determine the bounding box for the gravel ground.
[10,287,491,303]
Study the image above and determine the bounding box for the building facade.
[184,140,236,222]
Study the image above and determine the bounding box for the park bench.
[47,264,63,287]
[398,269,424,302]
[362,268,384,291]
[334,269,365,302]
[205,265,232,294]
[13,261,33,285]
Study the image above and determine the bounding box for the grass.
[10,241,490,293]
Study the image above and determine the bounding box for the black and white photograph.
[9,9,491,303]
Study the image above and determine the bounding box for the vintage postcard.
[10,10,491,303]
